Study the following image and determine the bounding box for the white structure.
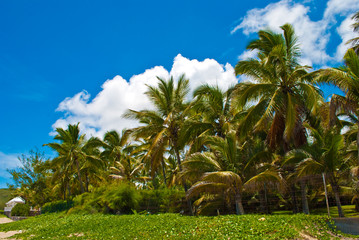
[4,197,25,214]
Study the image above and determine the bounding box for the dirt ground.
[0,218,20,240]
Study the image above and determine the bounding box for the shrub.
[42,200,74,214]
[139,188,185,213]
[70,182,141,214]
[11,203,30,216]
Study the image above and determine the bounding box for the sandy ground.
[0,217,20,240]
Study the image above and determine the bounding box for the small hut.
[4,197,25,217]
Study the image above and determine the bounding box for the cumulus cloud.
[237,50,258,61]
[232,0,359,65]
[335,16,357,60]
[324,0,359,19]
[0,151,20,187]
[53,55,238,137]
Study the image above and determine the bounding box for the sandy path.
[0,218,20,240]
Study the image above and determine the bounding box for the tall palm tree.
[233,23,322,152]
[45,123,101,194]
[293,124,347,217]
[317,49,359,164]
[124,75,190,184]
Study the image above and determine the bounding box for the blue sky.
[0,0,358,188]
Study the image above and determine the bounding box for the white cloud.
[232,0,359,66]
[0,151,20,187]
[335,15,356,60]
[324,0,359,19]
[237,50,258,61]
[53,55,238,137]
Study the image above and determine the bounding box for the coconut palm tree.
[45,123,102,194]
[317,49,359,164]
[183,131,245,215]
[293,124,347,217]
[124,75,190,185]
[233,23,322,152]
[101,130,130,170]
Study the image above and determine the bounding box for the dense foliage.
[42,200,74,214]
[0,213,353,239]
[67,183,185,214]
[6,12,359,218]
[10,204,30,217]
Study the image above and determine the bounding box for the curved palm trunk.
[235,193,245,215]
[300,180,309,214]
[75,156,85,194]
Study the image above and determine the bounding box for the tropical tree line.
[8,13,359,217]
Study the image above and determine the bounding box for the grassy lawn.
[273,205,359,218]
[311,205,359,218]
[0,213,356,239]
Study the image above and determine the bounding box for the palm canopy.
[124,75,190,179]
[317,49,359,163]
[45,123,102,194]
[182,131,245,214]
[285,123,347,217]
[180,85,244,154]
[101,130,130,170]
[233,23,322,152]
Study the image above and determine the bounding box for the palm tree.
[45,123,101,194]
[233,23,322,152]
[293,124,347,217]
[183,131,245,215]
[317,49,359,164]
[125,75,190,186]
[101,130,130,170]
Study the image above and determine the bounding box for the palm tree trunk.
[85,172,89,192]
[330,177,345,217]
[259,189,266,214]
[173,143,193,215]
[290,184,299,213]
[264,183,271,214]
[300,180,309,214]
[235,193,245,215]
[161,159,167,186]
[75,157,85,194]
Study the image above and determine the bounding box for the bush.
[69,183,141,214]
[11,203,30,216]
[139,188,185,213]
[42,200,74,214]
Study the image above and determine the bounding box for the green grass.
[311,205,359,218]
[0,213,355,239]
[273,205,359,218]
[0,188,12,209]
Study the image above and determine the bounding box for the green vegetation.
[10,204,30,217]
[4,11,359,235]
[0,188,12,209]
[0,213,353,239]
